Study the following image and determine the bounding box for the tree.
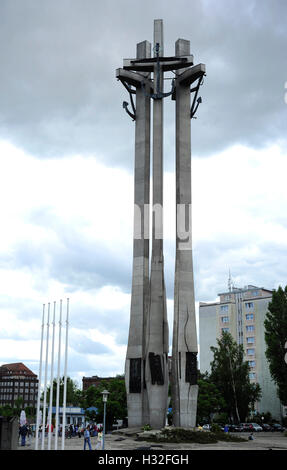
[197,372,226,424]
[264,285,287,405]
[44,377,82,407]
[81,376,127,428]
[210,331,261,422]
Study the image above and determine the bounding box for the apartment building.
[0,362,38,409]
[199,285,282,419]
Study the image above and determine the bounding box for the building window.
[220,305,229,312]
[247,337,255,344]
[224,295,231,301]
[247,348,255,355]
[249,372,256,380]
[221,316,229,323]
[245,302,254,309]
[246,325,255,332]
[222,328,229,333]
[248,361,256,367]
[246,313,254,321]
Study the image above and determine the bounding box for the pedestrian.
[95,430,103,450]
[19,424,28,447]
[84,425,92,450]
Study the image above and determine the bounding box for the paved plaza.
[17,430,287,451]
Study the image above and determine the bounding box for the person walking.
[84,425,92,450]
[19,424,28,447]
[95,430,103,450]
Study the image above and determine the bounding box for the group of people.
[65,423,103,439]
[19,421,103,449]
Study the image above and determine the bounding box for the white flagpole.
[54,299,62,450]
[48,301,56,450]
[35,304,45,450]
[41,302,50,450]
[61,298,69,450]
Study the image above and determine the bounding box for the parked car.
[249,423,263,432]
[230,424,245,432]
[240,423,252,432]
[261,423,272,432]
[271,423,285,432]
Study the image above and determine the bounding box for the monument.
[116,20,206,429]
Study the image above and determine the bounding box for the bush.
[210,423,223,433]
[137,427,247,444]
[152,428,218,444]
[141,424,152,432]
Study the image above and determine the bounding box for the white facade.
[199,285,282,420]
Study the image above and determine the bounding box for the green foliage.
[138,428,218,444]
[212,412,228,424]
[0,402,36,421]
[82,377,127,426]
[44,377,81,407]
[142,424,152,431]
[137,427,246,444]
[197,372,226,423]
[210,423,223,433]
[0,405,15,417]
[264,285,287,405]
[251,411,272,425]
[210,331,261,423]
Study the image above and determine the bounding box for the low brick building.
[82,375,123,391]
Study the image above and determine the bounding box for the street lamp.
[101,390,109,450]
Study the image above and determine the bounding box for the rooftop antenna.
[228,269,233,292]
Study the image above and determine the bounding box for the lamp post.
[102,390,109,450]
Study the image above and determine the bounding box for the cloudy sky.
[0,0,287,387]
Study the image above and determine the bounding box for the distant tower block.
[117,20,206,428]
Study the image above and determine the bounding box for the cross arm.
[116,68,154,90]
[176,63,206,86]
[122,55,194,73]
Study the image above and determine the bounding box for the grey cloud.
[0,0,286,169]
[69,335,112,356]
[69,303,129,345]
[7,208,133,294]
[193,236,287,302]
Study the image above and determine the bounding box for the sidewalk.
[17,430,287,451]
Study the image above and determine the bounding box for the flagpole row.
[35,298,70,451]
